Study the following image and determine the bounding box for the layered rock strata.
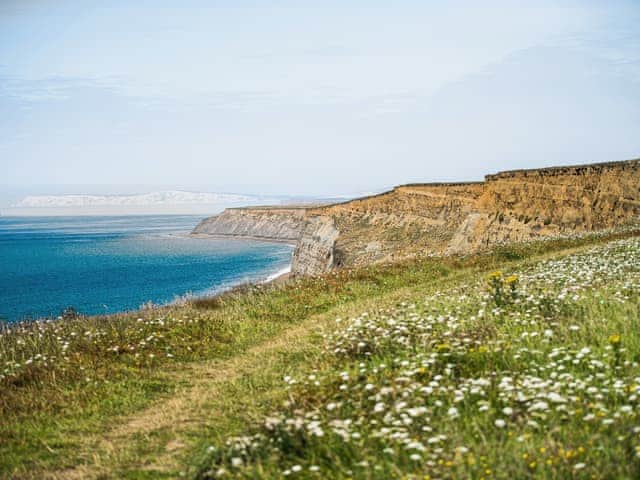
[193,158,640,275]
[192,207,307,243]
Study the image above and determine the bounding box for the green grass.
[1,229,639,478]
[196,236,640,479]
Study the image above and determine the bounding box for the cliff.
[192,207,307,243]
[290,216,340,275]
[302,183,486,269]
[193,158,640,275]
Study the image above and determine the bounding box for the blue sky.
[1,0,639,196]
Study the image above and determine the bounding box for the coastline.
[262,265,292,285]
[147,262,293,313]
[188,232,294,294]
[1,216,295,323]
[5,261,293,324]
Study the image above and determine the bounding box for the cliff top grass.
[1,228,639,479]
[484,156,640,180]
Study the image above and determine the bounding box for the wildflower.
[528,401,549,412]
[408,407,427,418]
[547,392,566,403]
[494,419,506,428]
[488,271,502,281]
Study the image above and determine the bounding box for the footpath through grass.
[199,236,640,480]
[1,230,639,479]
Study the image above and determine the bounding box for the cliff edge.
[193,158,640,275]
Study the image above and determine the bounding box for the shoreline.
[261,265,292,285]
[137,262,293,314]
[1,217,296,324]
[3,261,294,325]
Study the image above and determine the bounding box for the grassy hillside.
[1,230,639,479]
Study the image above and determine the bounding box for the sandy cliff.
[302,183,485,269]
[193,158,640,275]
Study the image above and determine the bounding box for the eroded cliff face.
[192,207,306,243]
[193,159,640,276]
[293,159,640,271]
[290,216,340,275]
[481,160,640,230]
[191,206,340,274]
[299,183,485,268]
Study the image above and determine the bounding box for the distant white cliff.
[12,191,260,208]
[3,190,288,216]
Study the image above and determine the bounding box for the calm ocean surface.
[0,215,293,322]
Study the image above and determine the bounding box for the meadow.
[1,229,639,479]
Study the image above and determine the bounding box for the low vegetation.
[1,230,639,478]
[201,237,640,479]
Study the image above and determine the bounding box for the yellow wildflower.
[505,274,519,285]
[488,270,502,280]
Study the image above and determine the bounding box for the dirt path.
[44,316,325,480]
[38,241,610,480]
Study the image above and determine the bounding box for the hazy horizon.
[0,183,380,216]
[2,1,640,203]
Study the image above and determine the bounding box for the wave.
[263,265,292,283]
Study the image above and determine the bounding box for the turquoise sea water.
[0,215,293,322]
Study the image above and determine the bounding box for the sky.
[1,0,639,198]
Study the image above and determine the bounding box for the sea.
[0,215,294,322]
